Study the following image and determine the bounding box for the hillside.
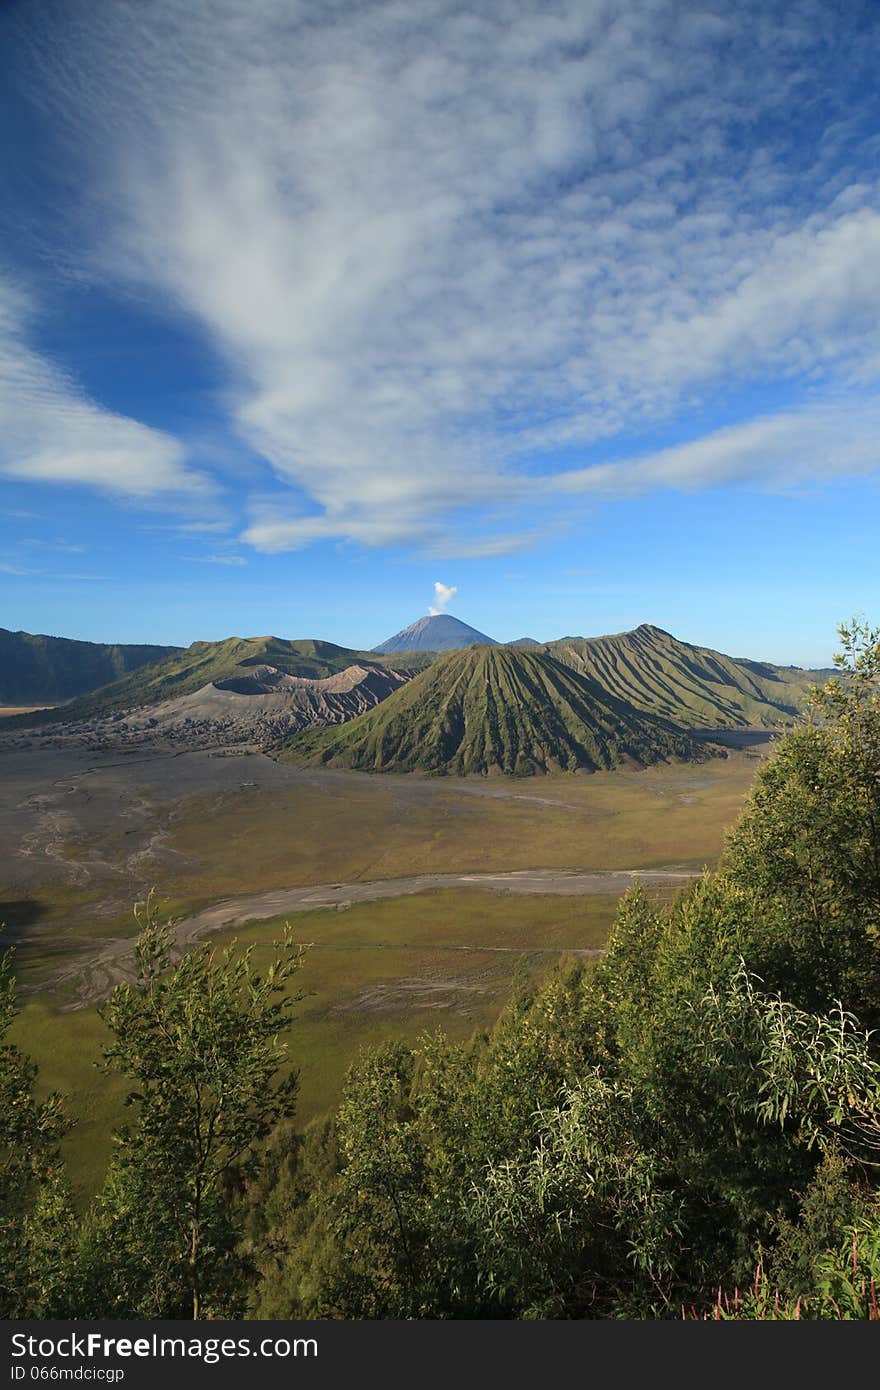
[545,624,828,728]
[0,627,179,705]
[283,645,703,775]
[373,613,497,653]
[29,661,411,749]
[4,621,829,746]
[10,635,429,727]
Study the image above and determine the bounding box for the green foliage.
[318,1044,435,1317]
[769,1149,869,1298]
[685,1202,880,1320]
[0,948,75,1317]
[243,1116,341,1318]
[85,894,305,1317]
[723,617,880,1022]
[259,944,880,1318]
[472,1077,682,1317]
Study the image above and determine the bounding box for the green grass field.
[162,755,759,893]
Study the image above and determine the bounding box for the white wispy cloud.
[0,275,208,501]
[20,539,85,554]
[184,553,247,567]
[177,520,235,535]
[554,398,880,497]
[10,1,880,548]
[0,560,103,580]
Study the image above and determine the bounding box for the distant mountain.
[11,635,430,727]
[5,621,831,757]
[0,627,179,705]
[373,613,497,653]
[49,661,412,749]
[283,645,702,776]
[546,624,828,729]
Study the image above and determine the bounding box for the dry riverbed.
[45,865,694,1009]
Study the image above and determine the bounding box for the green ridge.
[544,624,828,728]
[281,645,703,775]
[0,627,179,705]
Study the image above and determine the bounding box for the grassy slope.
[0,627,179,705]
[283,645,703,775]
[544,623,828,728]
[11,636,434,726]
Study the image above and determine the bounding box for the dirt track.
[48,866,696,1010]
[174,867,696,939]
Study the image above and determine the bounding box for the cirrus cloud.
[6,0,880,552]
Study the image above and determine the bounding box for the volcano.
[284,644,702,776]
[372,613,497,654]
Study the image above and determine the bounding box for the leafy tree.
[690,966,880,1163]
[87,896,304,1318]
[0,947,75,1317]
[323,1043,433,1317]
[472,1075,681,1317]
[723,618,880,1022]
[469,963,880,1318]
[245,1116,342,1318]
[768,1149,866,1299]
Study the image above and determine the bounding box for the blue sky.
[1,0,879,667]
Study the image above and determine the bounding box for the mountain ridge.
[282,645,704,776]
[7,635,431,728]
[543,623,831,729]
[0,627,180,705]
[4,621,833,752]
